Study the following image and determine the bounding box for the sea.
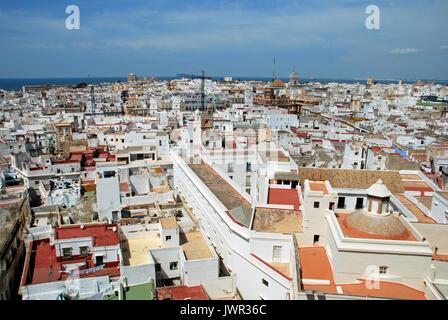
[1,76,447,92]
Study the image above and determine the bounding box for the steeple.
[289,65,299,86]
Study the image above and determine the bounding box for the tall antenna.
[200,69,205,111]
[272,57,276,81]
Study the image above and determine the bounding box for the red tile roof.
[268,188,300,211]
[55,224,119,247]
[156,285,208,300]
[23,239,120,286]
[70,154,83,161]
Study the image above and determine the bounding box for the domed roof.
[367,179,391,198]
[272,79,286,88]
[344,209,408,237]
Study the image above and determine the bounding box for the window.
[62,247,72,258]
[262,278,269,287]
[170,262,178,270]
[228,163,234,172]
[356,198,364,209]
[96,255,104,267]
[379,266,388,274]
[313,202,320,208]
[337,197,346,209]
[246,162,252,172]
[273,246,282,262]
[80,246,89,257]
[165,236,172,241]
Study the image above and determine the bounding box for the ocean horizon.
[1,76,447,92]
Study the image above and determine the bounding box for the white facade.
[172,150,299,300]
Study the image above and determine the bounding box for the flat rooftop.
[339,280,425,300]
[156,285,208,300]
[394,194,435,224]
[160,217,177,229]
[402,180,434,192]
[438,192,448,202]
[251,254,291,280]
[299,246,336,293]
[267,188,300,211]
[252,208,302,233]
[298,246,426,300]
[24,239,120,286]
[416,196,433,211]
[180,231,213,260]
[308,181,329,194]
[188,160,252,227]
[400,174,422,181]
[55,223,119,247]
[121,234,162,266]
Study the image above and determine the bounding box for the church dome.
[367,179,391,198]
[344,209,409,238]
[272,79,286,88]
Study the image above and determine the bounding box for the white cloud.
[389,48,421,55]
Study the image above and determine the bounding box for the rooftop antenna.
[200,69,206,111]
[272,57,276,81]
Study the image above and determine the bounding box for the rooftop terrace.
[156,285,208,300]
[394,194,435,224]
[121,232,162,266]
[298,246,426,300]
[308,181,329,194]
[180,231,213,260]
[23,239,120,286]
[252,208,302,233]
[267,188,300,211]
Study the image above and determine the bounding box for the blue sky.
[0,0,447,79]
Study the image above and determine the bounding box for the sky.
[0,0,447,79]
